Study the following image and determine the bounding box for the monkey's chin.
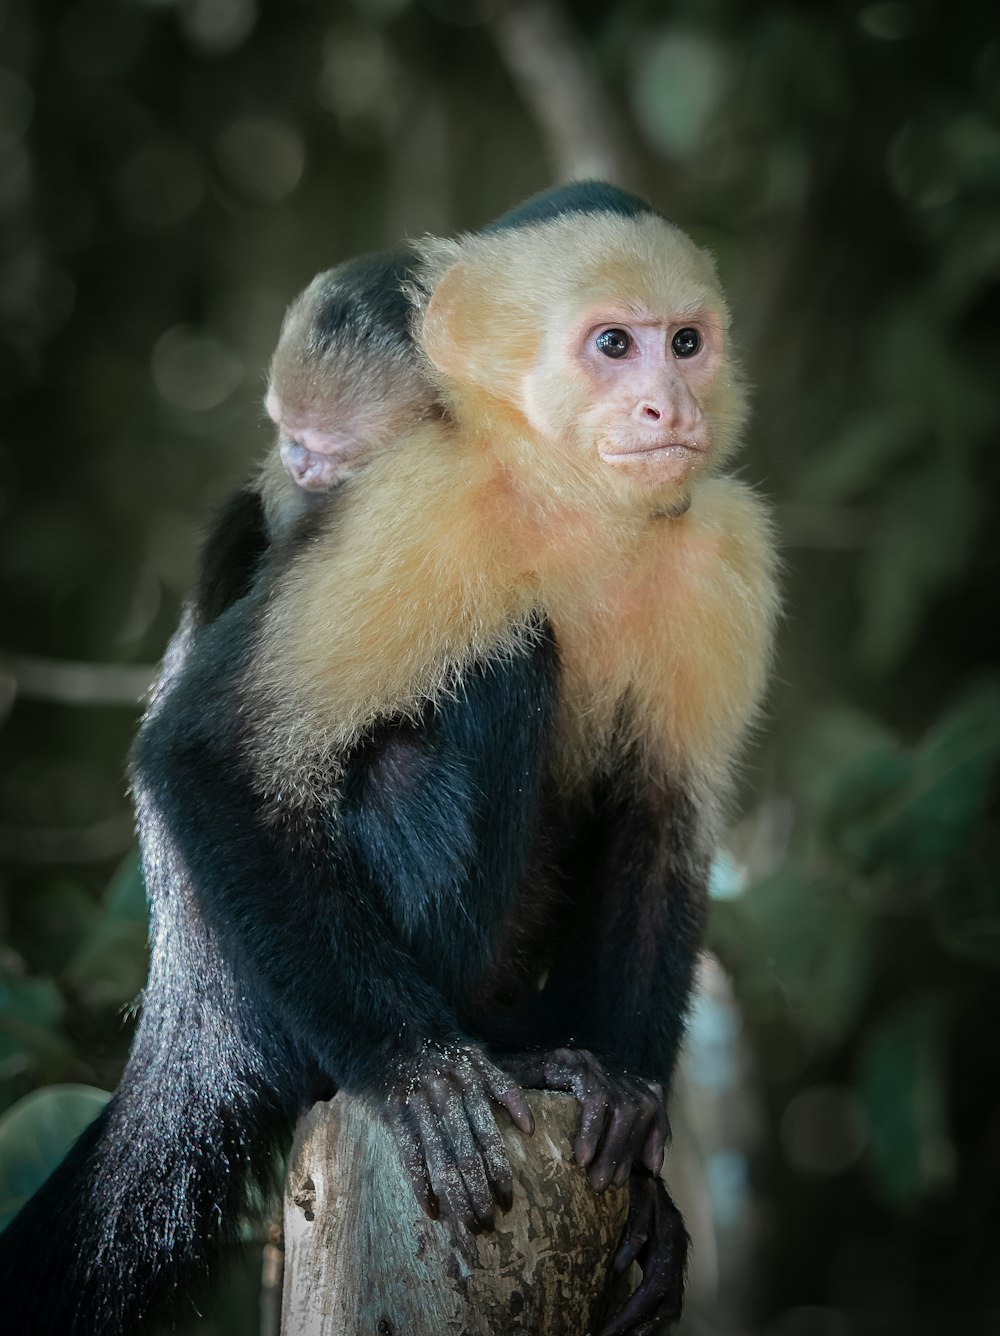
[598,441,707,494]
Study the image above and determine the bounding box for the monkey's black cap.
[485,180,656,234]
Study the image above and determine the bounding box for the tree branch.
[489,0,633,186]
[0,652,155,707]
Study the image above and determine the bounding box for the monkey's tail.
[0,921,302,1334]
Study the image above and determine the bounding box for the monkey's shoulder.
[245,433,536,775]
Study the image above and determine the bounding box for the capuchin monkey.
[159,249,430,699]
[258,248,435,537]
[0,185,779,1336]
[178,249,429,636]
[258,182,652,544]
[193,181,656,627]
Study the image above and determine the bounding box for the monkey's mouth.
[598,441,706,464]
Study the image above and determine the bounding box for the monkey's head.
[266,253,436,493]
[419,212,747,516]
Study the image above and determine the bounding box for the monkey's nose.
[637,403,662,423]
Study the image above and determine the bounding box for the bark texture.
[280,1091,632,1335]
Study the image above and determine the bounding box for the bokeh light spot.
[215,117,304,203]
[116,138,206,230]
[180,0,258,56]
[781,1084,868,1177]
[319,26,400,140]
[152,326,243,412]
[858,3,914,41]
[0,71,34,151]
[632,31,730,160]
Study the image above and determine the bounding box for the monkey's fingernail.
[589,1165,611,1192]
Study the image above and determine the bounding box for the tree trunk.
[280,1091,634,1335]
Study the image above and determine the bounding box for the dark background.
[1,1,998,1332]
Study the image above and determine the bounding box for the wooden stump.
[280,1091,633,1336]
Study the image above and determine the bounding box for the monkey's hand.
[600,1171,688,1336]
[386,1043,535,1233]
[499,1048,668,1191]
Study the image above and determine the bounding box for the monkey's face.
[420,211,748,512]
[521,302,726,500]
[267,348,436,493]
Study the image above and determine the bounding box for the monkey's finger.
[589,1101,641,1192]
[423,1078,494,1231]
[574,1087,612,1170]
[482,1067,535,1137]
[463,1082,515,1213]
[444,1117,496,1231]
[420,1118,482,1231]
[395,1107,439,1220]
[642,1111,668,1177]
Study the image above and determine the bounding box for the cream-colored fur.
[252,436,777,807]
[250,213,779,816]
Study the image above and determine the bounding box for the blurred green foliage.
[0,0,997,1333]
[0,1084,110,1231]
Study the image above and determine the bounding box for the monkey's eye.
[596,328,632,359]
[671,327,702,358]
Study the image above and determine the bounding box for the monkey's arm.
[499,774,704,1333]
[590,778,705,1335]
[500,774,704,1150]
[131,606,557,1230]
[584,777,707,1081]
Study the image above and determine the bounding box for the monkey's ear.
[424,258,535,401]
[421,260,493,386]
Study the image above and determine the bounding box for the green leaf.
[856,457,981,672]
[0,969,69,1073]
[63,921,148,1010]
[930,848,1000,968]
[733,869,876,1041]
[61,854,149,1009]
[786,706,907,836]
[0,1084,110,1230]
[825,746,913,865]
[857,996,954,1208]
[17,881,99,976]
[632,32,731,159]
[847,681,1000,875]
[936,910,1000,968]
